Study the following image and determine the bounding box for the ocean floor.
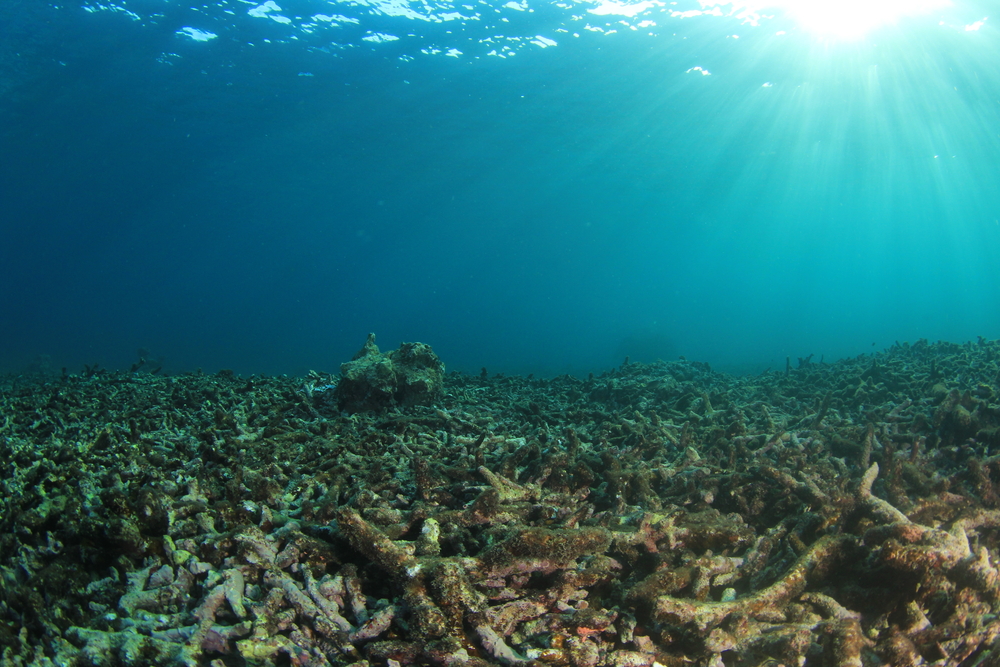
[2,338,1000,666]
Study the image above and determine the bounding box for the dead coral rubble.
[1,338,1000,666]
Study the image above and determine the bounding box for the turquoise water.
[1,0,998,376]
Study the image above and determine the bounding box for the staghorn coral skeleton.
[2,338,1000,665]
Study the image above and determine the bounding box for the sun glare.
[774,0,953,39]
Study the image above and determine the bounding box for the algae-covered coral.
[2,337,1000,666]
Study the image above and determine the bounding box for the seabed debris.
[3,336,1000,666]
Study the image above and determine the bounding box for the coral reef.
[2,337,1000,666]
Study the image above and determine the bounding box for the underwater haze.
[2,0,999,377]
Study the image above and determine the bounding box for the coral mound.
[2,338,1000,666]
[335,333,445,413]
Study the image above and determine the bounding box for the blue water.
[2,0,999,377]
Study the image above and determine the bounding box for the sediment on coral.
[1,337,1000,666]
